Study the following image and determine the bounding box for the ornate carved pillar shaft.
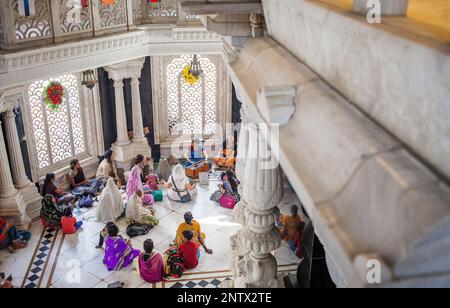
[130,77,146,143]
[0,118,30,229]
[3,109,30,189]
[0,120,17,198]
[228,121,284,288]
[113,79,130,146]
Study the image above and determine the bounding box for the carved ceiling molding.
[0,27,222,74]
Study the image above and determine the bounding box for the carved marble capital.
[257,85,296,126]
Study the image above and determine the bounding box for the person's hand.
[205,248,213,255]
[127,239,133,247]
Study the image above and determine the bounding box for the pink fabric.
[127,166,154,205]
[127,166,143,198]
[138,252,164,283]
[219,194,236,209]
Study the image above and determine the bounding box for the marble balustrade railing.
[0,0,195,51]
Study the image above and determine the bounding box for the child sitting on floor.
[179,230,199,270]
[61,208,83,235]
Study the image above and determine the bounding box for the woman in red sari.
[138,239,164,283]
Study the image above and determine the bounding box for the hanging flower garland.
[43,81,65,112]
[183,65,200,86]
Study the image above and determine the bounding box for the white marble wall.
[227,36,450,287]
[262,0,450,182]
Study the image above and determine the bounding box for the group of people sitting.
[2,136,238,284]
[100,211,213,283]
[38,151,160,233]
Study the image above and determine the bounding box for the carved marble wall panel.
[98,0,127,29]
[152,54,229,144]
[25,74,87,176]
[13,0,52,41]
[59,0,92,34]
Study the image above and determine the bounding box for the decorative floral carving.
[60,0,92,34]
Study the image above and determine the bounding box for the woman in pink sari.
[127,155,154,205]
[103,224,140,271]
[138,239,164,283]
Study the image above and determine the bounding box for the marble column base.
[0,191,31,230]
[112,142,152,171]
[19,182,42,222]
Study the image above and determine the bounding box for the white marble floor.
[0,178,302,288]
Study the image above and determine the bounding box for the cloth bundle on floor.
[126,223,153,238]
[156,158,172,182]
[152,190,163,202]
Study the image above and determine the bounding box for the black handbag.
[171,177,192,203]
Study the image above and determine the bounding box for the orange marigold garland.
[43,81,64,112]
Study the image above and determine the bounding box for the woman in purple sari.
[138,239,164,283]
[103,224,140,272]
[126,155,154,205]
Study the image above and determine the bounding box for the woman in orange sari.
[174,212,213,255]
[212,135,236,169]
[281,205,302,242]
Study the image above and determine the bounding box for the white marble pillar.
[130,76,146,144]
[3,109,31,189]
[0,119,30,229]
[113,79,130,146]
[0,120,17,199]
[227,122,284,288]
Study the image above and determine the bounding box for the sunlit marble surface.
[0,178,301,288]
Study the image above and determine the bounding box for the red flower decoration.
[43,81,65,112]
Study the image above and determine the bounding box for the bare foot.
[12,242,27,250]
[7,246,15,254]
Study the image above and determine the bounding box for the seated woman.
[281,205,303,243]
[126,191,159,227]
[42,173,75,205]
[219,170,240,201]
[174,212,213,255]
[0,218,31,253]
[163,164,197,202]
[184,139,210,168]
[96,149,120,185]
[96,178,125,224]
[212,135,237,169]
[69,159,103,196]
[138,239,164,283]
[40,195,65,228]
[126,155,154,205]
[103,224,140,272]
